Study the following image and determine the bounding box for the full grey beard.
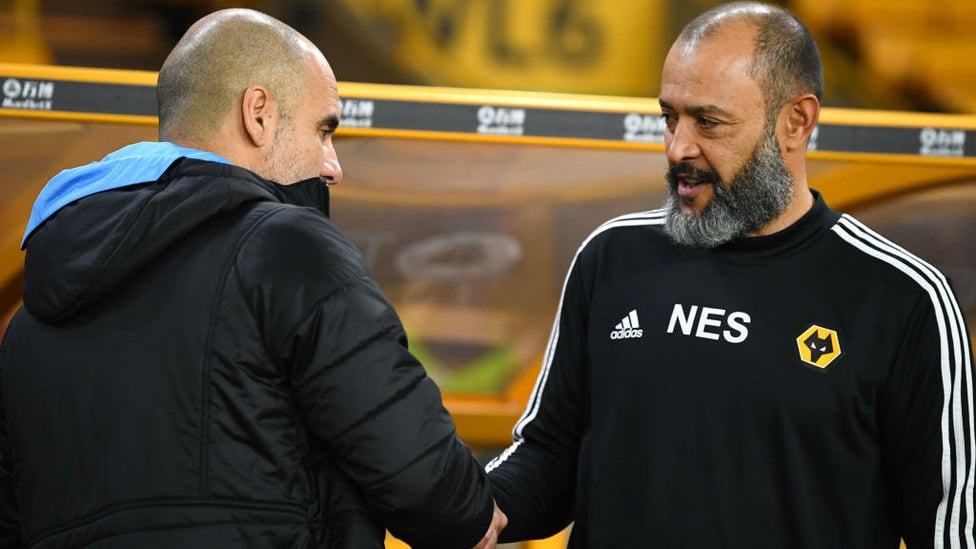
[664,133,794,248]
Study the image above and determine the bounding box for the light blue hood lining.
[22,141,230,248]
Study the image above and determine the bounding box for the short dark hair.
[680,2,823,123]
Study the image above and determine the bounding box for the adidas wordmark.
[610,309,643,340]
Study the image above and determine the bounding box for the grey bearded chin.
[664,134,794,248]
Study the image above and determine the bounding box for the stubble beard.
[663,131,795,248]
[265,116,308,186]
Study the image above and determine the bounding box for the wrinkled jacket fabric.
[0,143,493,548]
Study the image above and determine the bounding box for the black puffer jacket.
[0,144,493,549]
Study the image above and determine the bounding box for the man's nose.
[321,144,343,185]
[666,121,702,165]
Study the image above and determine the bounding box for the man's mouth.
[676,175,711,198]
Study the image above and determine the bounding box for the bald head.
[676,1,823,123]
[156,9,326,144]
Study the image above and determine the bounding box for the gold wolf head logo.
[796,325,842,369]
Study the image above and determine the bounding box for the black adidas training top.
[487,190,975,548]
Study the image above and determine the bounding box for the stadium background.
[1,1,975,547]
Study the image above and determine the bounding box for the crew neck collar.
[706,189,840,263]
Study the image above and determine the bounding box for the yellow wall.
[338,0,667,97]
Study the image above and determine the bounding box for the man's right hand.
[471,500,508,549]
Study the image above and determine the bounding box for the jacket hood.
[22,142,231,247]
[21,141,330,324]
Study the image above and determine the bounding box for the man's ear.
[780,94,820,153]
[241,85,276,147]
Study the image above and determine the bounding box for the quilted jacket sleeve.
[239,207,494,549]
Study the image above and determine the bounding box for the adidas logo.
[610,309,643,340]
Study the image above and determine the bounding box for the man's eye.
[661,112,676,130]
[697,117,717,128]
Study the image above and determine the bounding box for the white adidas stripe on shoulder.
[595,208,668,230]
[832,214,974,548]
[486,209,667,474]
[583,209,667,254]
